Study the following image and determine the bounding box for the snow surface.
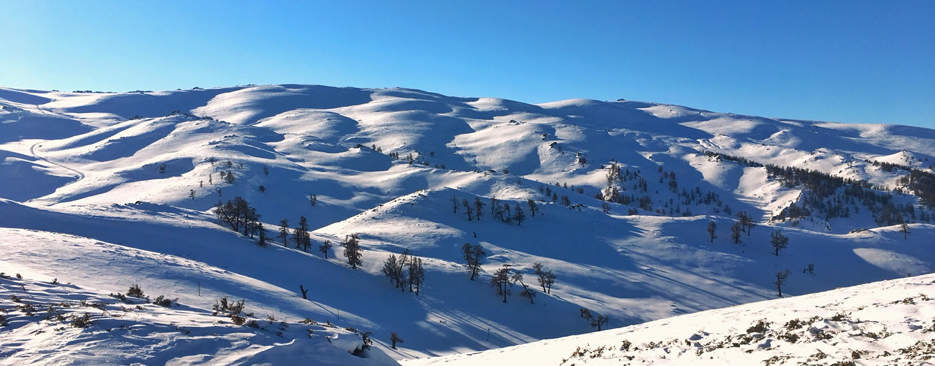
[3,84,935,364]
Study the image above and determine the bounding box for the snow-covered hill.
[406,273,935,366]
[2,84,935,364]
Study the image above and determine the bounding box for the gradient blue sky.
[1,1,933,127]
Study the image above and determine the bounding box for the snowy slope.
[406,273,935,366]
[3,84,935,363]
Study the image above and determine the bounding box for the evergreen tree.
[257,223,267,247]
[513,205,526,226]
[319,240,333,259]
[901,222,911,239]
[278,219,289,247]
[527,199,539,217]
[343,234,363,269]
[408,257,424,295]
[730,222,743,245]
[707,221,718,243]
[450,195,458,213]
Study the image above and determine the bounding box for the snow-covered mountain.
[2,84,935,364]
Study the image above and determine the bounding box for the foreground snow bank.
[407,274,935,365]
[0,274,397,366]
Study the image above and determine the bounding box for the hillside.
[2,84,935,363]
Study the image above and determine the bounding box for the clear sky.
[1,1,933,128]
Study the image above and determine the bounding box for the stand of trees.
[214,197,261,238]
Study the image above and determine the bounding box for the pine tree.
[319,240,332,259]
[532,262,555,294]
[343,234,363,269]
[513,205,526,226]
[451,195,458,213]
[707,221,717,243]
[257,223,267,247]
[730,222,743,244]
[901,222,911,239]
[408,257,424,295]
[278,219,289,247]
[293,216,311,252]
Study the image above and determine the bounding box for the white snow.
[3,84,935,364]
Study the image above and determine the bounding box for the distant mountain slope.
[2,84,935,363]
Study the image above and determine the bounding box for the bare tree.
[390,332,405,349]
[514,271,535,304]
[450,195,458,213]
[462,243,486,280]
[527,199,539,217]
[462,199,474,221]
[770,229,789,256]
[774,269,791,297]
[490,264,513,303]
[474,197,485,221]
[533,262,556,294]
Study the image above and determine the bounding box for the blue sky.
[1,1,933,127]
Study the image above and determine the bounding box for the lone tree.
[450,195,458,213]
[299,285,309,299]
[319,240,333,259]
[513,205,526,226]
[774,269,791,297]
[408,257,425,295]
[514,270,536,304]
[343,234,363,269]
[527,199,539,217]
[257,223,267,247]
[532,262,555,294]
[730,222,743,245]
[390,332,405,349]
[580,307,608,331]
[293,216,311,252]
[900,222,911,239]
[490,264,514,303]
[462,243,486,280]
[770,229,789,256]
[277,219,289,247]
[309,194,317,207]
[707,221,717,243]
